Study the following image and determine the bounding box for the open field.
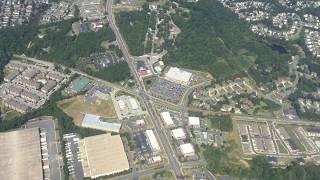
[57,95,117,125]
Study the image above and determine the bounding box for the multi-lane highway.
[105,0,185,179]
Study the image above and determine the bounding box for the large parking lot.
[63,133,84,180]
[149,78,187,103]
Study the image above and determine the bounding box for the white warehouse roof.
[145,130,160,152]
[188,116,200,127]
[165,67,192,85]
[81,113,121,133]
[160,112,174,126]
[129,97,139,110]
[171,128,186,140]
[180,143,195,157]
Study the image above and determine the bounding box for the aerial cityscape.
[0,0,320,180]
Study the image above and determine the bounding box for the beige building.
[0,128,44,180]
[79,134,130,179]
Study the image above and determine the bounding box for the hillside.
[166,0,289,81]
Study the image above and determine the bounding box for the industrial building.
[0,128,49,180]
[180,143,195,157]
[160,111,174,126]
[79,134,129,179]
[145,129,161,152]
[165,67,192,85]
[81,113,121,133]
[188,116,200,128]
[171,128,187,140]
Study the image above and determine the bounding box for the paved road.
[106,1,185,179]
[110,166,168,180]
[233,115,320,126]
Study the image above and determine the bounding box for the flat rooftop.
[80,134,129,178]
[0,128,43,180]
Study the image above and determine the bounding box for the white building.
[81,113,121,133]
[165,67,192,85]
[188,116,200,128]
[129,97,138,110]
[180,143,195,157]
[160,112,174,126]
[171,128,187,140]
[145,130,161,152]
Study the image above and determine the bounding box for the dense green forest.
[86,61,131,82]
[208,115,233,132]
[203,146,320,180]
[116,7,150,56]
[0,24,39,81]
[165,0,289,81]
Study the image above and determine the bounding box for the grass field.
[57,95,117,125]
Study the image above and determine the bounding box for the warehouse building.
[188,116,200,128]
[145,129,161,152]
[160,111,174,126]
[79,134,129,179]
[0,128,49,180]
[165,67,192,85]
[171,128,187,140]
[81,113,121,133]
[180,143,195,157]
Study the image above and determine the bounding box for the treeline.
[165,0,289,82]
[86,61,131,82]
[203,146,320,180]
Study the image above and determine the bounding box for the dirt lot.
[57,95,117,125]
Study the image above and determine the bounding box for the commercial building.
[180,143,195,157]
[145,129,161,152]
[188,116,200,128]
[160,111,174,126]
[0,128,48,180]
[165,67,192,85]
[129,97,139,110]
[81,113,121,133]
[171,128,187,140]
[79,134,129,179]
